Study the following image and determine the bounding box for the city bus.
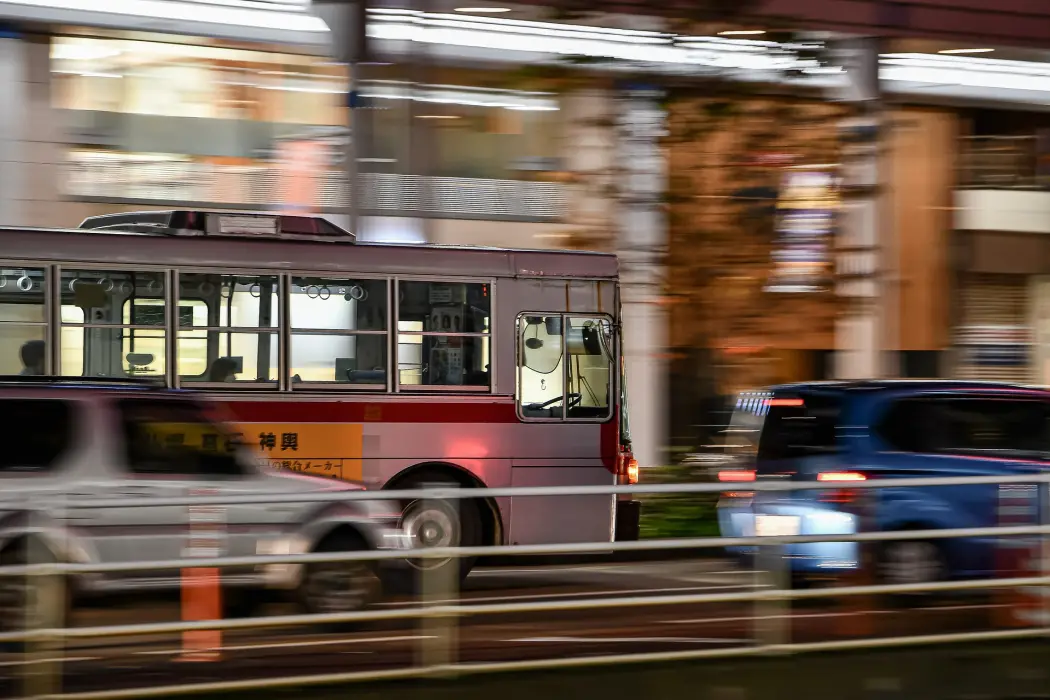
[0,210,638,588]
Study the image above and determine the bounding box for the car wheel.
[299,530,378,628]
[0,539,69,653]
[878,539,945,601]
[380,474,481,596]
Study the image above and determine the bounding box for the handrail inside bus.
[0,375,165,388]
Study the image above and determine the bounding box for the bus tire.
[381,471,482,596]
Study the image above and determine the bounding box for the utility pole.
[310,0,369,236]
[831,37,895,379]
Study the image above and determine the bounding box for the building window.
[52,37,347,125]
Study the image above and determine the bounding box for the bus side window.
[177,273,278,385]
[0,267,48,376]
[60,268,166,379]
[518,315,564,418]
[288,277,388,386]
[518,314,613,421]
[564,316,613,420]
[396,281,491,389]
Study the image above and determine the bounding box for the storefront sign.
[766,168,839,293]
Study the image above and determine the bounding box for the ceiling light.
[416,114,460,119]
[8,0,328,33]
[938,48,995,54]
[51,43,123,61]
[454,7,511,12]
[718,30,766,36]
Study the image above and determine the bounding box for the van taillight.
[817,471,867,504]
[817,471,866,482]
[718,470,756,482]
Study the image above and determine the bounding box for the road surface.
[0,559,1007,696]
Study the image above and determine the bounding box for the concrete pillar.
[831,38,892,379]
[0,34,62,227]
[616,86,668,470]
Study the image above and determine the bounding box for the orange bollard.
[179,488,225,662]
[178,567,223,662]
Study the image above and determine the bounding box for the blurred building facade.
[0,2,1048,460]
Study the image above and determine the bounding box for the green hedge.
[639,462,720,540]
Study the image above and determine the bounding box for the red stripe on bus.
[601,413,618,472]
[222,400,520,424]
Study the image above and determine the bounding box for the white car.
[0,378,406,637]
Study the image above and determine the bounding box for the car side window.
[118,398,244,478]
[0,399,73,472]
[877,397,1050,459]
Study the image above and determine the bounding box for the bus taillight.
[616,450,638,485]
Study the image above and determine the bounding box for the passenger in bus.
[207,357,238,382]
[19,340,44,376]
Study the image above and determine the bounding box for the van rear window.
[724,390,842,464]
[758,393,841,462]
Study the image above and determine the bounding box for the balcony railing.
[61,157,568,222]
[957,135,1050,190]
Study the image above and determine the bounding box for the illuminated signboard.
[765,168,839,294]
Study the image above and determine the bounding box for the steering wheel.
[530,393,583,410]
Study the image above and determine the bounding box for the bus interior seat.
[126,353,155,373]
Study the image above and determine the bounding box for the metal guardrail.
[6,473,1050,698]
[61,159,569,222]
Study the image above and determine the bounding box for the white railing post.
[22,498,63,699]
[419,482,458,676]
[754,526,789,651]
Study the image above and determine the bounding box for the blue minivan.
[717,381,1048,586]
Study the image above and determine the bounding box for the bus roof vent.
[77,211,356,242]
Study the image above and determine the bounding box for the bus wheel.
[381,473,482,596]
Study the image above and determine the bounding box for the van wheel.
[0,540,69,653]
[299,530,378,630]
[380,472,482,596]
